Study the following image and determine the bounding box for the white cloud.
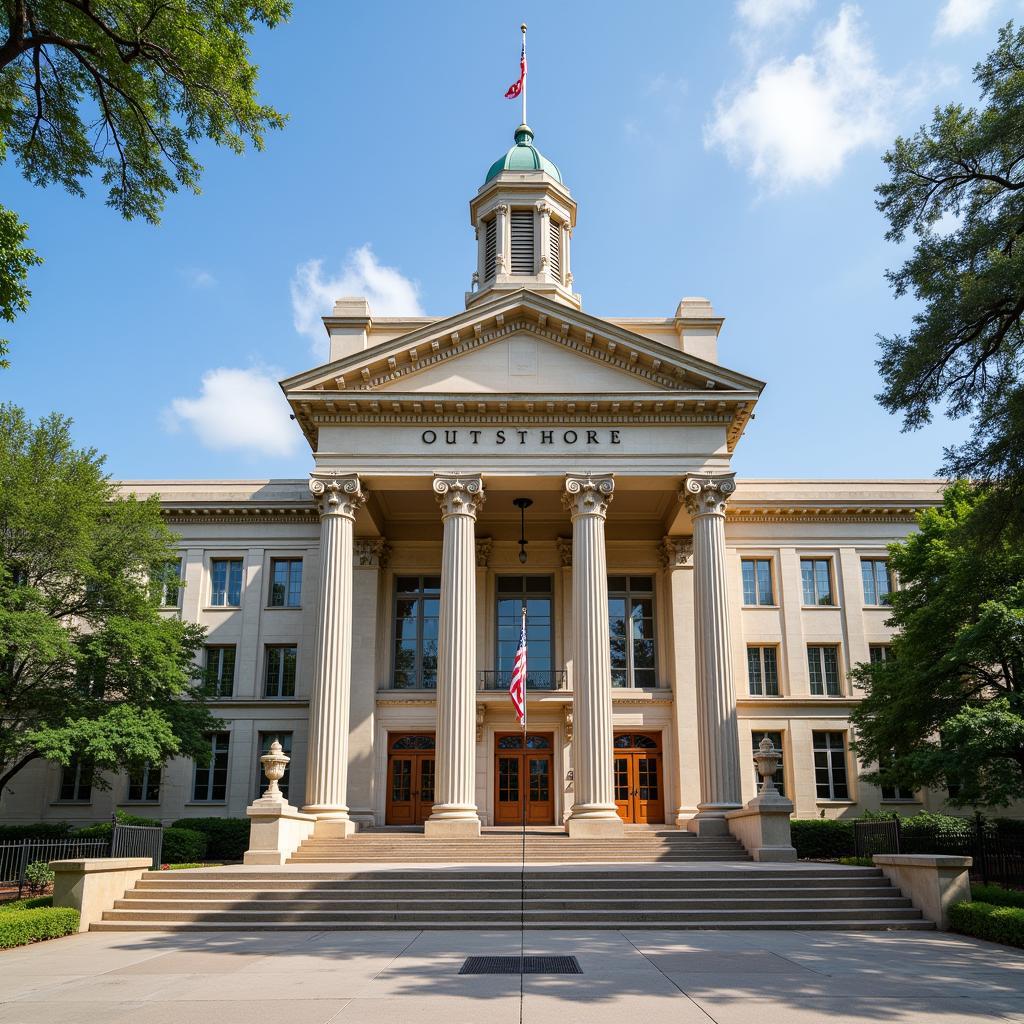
[706,5,897,192]
[183,268,216,289]
[290,245,423,358]
[736,0,815,31]
[162,367,300,458]
[935,0,998,38]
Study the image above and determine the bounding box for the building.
[2,124,949,835]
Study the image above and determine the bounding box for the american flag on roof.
[508,610,527,726]
[505,40,527,99]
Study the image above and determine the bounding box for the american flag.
[508,609,527,726]
[505,42,527,99]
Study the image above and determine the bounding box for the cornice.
[162,508,316,524]
[727,508,920,524]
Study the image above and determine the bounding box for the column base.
[686,804,742,837]
[673,806,699,829]
[565,805,624,838]
[424,817,481,838]
[302,807,358,839]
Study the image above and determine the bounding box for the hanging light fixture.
[513,497,533,564]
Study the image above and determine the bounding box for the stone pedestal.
[51,858,152,932]
[426,473,484,838]
[563,474,623,838]
[725,736,796,860]
[873,854,973,930]
[245,795,317,864]
[682,473,742,836]
[302,472,366,834]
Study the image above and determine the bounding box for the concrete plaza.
[1,927,1022,1024]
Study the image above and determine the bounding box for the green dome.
[485,124,562,184]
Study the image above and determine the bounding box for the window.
[813,731,849,800]
[256,732,292,799]
[264,645,297,698]
[869,644,891,665]
[800,558,835,606]
[862,559,892,606]
[210,558,243,607]
[548,220,561,278]
[154,557,182,607]
[747,646,780,696]
[192,733,230,802]
[392,576,441,688]
[204,645,236,698]
[483,217,497,281]
[881,781,915,801]
[510,209,534,274]
[497,576,554,687]
[268,558,302,607]
[808,645,841,696]
[608,575,656,688]
[741,558,774,605]
[751,731,785,797]
[127,764,161,802]
[59,759,92,802]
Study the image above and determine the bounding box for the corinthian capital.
[562,474,615,520]
[309,472,367,520]
[433,473,485,520]
[680,473,736,518]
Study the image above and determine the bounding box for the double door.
[385,734,435,826]
[494,732,555,826]
[613,732,665,824]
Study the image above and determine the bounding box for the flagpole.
[521,22,527,126]
[519,602,527,987]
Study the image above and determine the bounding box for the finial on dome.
[514,123,534,146]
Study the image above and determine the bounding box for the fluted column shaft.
[682,473,742,835]
[426,473,484,837]
[303,472,366,835]
[563,475,623,837]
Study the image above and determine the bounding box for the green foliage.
[23,860,53,893]
[791,819,856,859]
[0,896,52,912]
[160,827,207,863]
[972,883,1024,907]
[837,856,875,867]
[170,817,249,860]
[851,482,1024,807]
[0,1,290,361]
[72,810,160,840]
[950,901,1024,948]
[0,822,72,841]
[0,907,78,947]
[875,23,1024,517]
[0,403,216,791]
[160,862,222,870]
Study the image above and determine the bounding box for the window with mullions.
[256,732,292,799]
[800,558,835,606]
[608,575,656,688]
[497,576,553,686]
[210,558,243,607]
[392,576,441,689]
[204,645,236,698]
[808,645,842,696]
[269,558,302,607]
[751,731,785,797]
[741,559,774,606]
[193,732,230,801]
[127,764,161,802]
[154,558,183,607]
[264,645,297,698]
[59,758,92,801]
[813,731,849,800]
[869,644,891,665]
[861,559,892,606]
[747,646,780,696]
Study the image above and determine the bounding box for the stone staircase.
[288,828,749,864]
[92,866,932,931]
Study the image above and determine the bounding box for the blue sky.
[2,0,1015,481]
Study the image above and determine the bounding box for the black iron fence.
[0,839,109,898]
[854,816,1024,887]
[110,819,163,869]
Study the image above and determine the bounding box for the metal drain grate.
[460,955,583,975]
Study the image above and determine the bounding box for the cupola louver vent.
[510,209,535,275]
[549,222,561,279]
[483,218,497,282]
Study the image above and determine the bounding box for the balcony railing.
[478,670,567,691]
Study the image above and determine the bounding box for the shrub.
[972,884,1024,908]
[899,811,973,853]
[0,823,73,841]
[0,896,52,912]
[0,907,79,948]
[170,817,249,860]
[160,828,207,863]
[950,901,1024,949]
[23,861,54,894]
[837,856,874,867]
[791,819,855,859]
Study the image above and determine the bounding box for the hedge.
[0,907,79,948]
[170,817,249,861]
[0,896,53,912]
[791,819,855,859]
[0,822,75,841]
[161,828,207,863]
[950,902,1024,949]
[972,884,1024,908]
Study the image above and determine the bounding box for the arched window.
[392,735,436,751]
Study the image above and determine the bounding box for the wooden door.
[385,734,435,826]
[493,733,555,825]
[612,733,665,824]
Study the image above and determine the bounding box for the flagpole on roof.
[521,23,527,126]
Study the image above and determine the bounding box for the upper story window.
[393,575,441,689]
[747,645,780,696]
[497,575,554,685]
[127,764,161,802]
[269,558,302,607]
[608,575,656,688]
[204,644,236,698]
[510,209,535,274]
[741,558,774,606]
[59,758,92,802]
[154,557,183,608]
[210,558,243,607]
[192,732,229,802]
[808,644,842,696]
[483,217,497,282]
[861,559,892,606]
[800,558,835,606]
[869,644,891,665]
[264,645,297,698]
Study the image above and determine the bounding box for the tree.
[0,0,290,362]
[875,23,1024,527]
[851,481,1024,808]
[0,402,217,793]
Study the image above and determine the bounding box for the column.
[538,203,552,281]
[681,473,742,835]
[562,474,623,837]
[302,472,366,836]
[494,204,509,282]
[426,473,485,837]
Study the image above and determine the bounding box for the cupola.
[467,123,580,310]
